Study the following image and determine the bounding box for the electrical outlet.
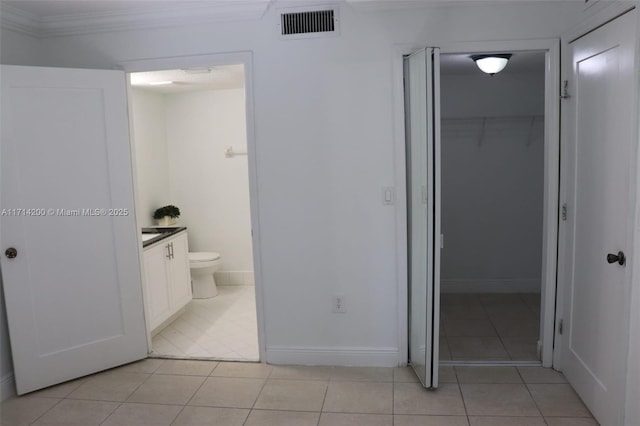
[332,295,346,313]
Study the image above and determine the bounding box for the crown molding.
[1,1,273,38]
[1,3,41,37]
[346,0,567,13]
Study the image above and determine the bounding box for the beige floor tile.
[101,402,182,425]
[66,372,150,402]
[394,367,420,383]
[484,303,537,319]
[254,379,327,411]
[394,414,469,425]
[188,377,265,408]
[155,359,218,376]
[0,397,60,426]
[394,383,465,415]
[210,361,272,378]
[269,365,333,381]
[152,286,259,361]
[527,384,592,417]
[441,304,488,320]
[31,378,87,398]
[323,381,392,414]
[127,374,205,405]
[492,317,540,338]
[440,366,457,383]
[318,412,392,426]
[170,406,250,425]
[455,366,521,383]
[502,337,539,361]
[32,399,118,425]
[518,367,567,383]
[468,416,546,425]
[448,337,510,361]
[443,318,498,337]
[460,383,540,417]
[544,418,599,425]
[330,366,393,382]
[244,409,320,426]
[115,358,165,374]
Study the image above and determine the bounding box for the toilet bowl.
[189,252,221,298]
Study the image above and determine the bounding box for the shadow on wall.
[0,271,15,401]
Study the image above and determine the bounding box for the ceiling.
[130,64,245,94]
[1,0,547,75]
[441,51,545,75]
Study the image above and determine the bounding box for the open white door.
[405,48,441,388]
[0,65,148,394]
[561,10,635,425]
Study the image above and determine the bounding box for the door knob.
[606,251,626,266]
[5,247,17,259]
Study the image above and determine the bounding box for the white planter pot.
[157,216,177,226]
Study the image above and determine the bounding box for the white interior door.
[405,47,441,388]
[561,10,636,425]
[0,65,148,394]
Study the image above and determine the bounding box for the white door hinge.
[559,319,564,335]
[561,204,568,221]
[560,80,571,99]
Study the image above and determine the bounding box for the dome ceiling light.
[471,54,512,75]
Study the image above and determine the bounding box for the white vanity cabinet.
[143,231,192,332]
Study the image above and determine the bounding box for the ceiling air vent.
[279,6,339,39]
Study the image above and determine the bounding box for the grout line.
[318,381,329,426]
[26,396,67,425]
[97,401,123,425]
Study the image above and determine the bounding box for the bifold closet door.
[404,47,441,388]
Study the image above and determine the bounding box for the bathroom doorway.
[438,51,546,363]
[129,61,261,362]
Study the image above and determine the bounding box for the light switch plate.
[382,186,395,205]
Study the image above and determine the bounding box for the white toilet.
[189,252,222,298]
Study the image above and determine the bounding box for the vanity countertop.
[141,226,187,248]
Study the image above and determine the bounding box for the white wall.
[164,89,254,275]
[131,89,172,226]
[440,71,545,293]
[0,1,588,367]
[0,275,14,400]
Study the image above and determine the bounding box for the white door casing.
[561,10,636,425]
[405,48,441,388]
[0,65,148,394]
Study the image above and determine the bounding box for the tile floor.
[152,286,259,361]
[1,360,598,425]
[440,293,541,361]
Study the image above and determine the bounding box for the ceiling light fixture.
[148,80,174,86]
[471,54,512,75]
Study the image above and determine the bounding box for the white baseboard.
[441,279,541,293]
[1,372,15,401]
[265,346,399,367]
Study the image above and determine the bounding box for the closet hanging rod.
[225,146,248,158]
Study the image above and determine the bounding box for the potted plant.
[153,205,180,226]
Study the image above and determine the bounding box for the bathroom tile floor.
[440,293,541,362]
[2,361,598,425]
[152,285,259,361]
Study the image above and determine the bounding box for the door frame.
[393,38,561,368]
[118,52,267,362]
